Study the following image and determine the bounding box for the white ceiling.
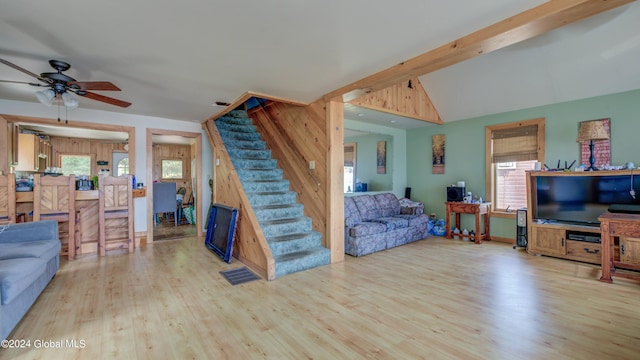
[1,0,639,129]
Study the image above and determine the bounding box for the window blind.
[344,146,355,167]
[492,125,538,163]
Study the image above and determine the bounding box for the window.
[116,157,129,176]
[486,118,545,213]
[162,159,183,179]
[60,154,91,176]
[344,143,356,193]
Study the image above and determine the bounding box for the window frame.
[161,158,184,180]
[116,157,129,176]
[485,118,545,218]
[58,153,95,176]
[344,142,357,193]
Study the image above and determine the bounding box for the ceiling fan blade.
[69,81,121,91]
[0,58,53,84]
[0,79,47,87]
[80,91,132,108]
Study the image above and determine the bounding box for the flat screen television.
[204,204,238,263]
[535,175,640,225]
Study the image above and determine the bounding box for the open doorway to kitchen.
[146,128,203,242]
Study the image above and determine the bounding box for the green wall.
[345,119,407,197]
[406,88,640,239]
[345,133,394,192]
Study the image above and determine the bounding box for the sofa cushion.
[0,258,47,305]
[349,222,387,237]
[344,197,362,227]
[0,221,58,244]
[0,240,61,261]
[374,193,401,217]
[352,195,381,221]
[374,217,409,231]
[396,214,430,227]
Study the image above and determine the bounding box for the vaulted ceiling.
[1,1,639,128]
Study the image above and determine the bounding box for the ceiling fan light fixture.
[35,89,55,105]
[1,58,131,108]
[62,92,79,109]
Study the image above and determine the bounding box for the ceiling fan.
[0,58,131,108]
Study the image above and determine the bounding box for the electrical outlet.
[309,160,315,169]
[215,158,220,166]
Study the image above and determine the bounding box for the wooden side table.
[445,202,491,244]
[598,212,640,283]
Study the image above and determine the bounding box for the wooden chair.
[33,174,76,260]
[0,173,17,225]
[98,175,134,256]
[176,187,187,224]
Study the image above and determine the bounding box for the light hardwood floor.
[3,237,640,360]
[152,221,197,241]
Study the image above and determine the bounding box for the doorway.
[146,128,204,242]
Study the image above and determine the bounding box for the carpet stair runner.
[215,110,330,278]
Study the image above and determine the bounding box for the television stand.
[526,170,640,270]
[528,221,602,264]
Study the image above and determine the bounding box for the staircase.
[215,110,330,278]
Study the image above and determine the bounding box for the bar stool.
[0,173,17,224]
[33,174,76,260]
[98,174,134,256]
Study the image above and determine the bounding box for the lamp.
[36,89,79,109]
[61,92,79,109]
[35,89,55,106]
[576,120,609,171]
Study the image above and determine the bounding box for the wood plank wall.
[248,100,329,247]
[152,143,193,200]
[348,78,443,124]
[49,137,127,175]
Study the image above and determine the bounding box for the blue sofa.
[344,193,431,256]
[0,220,60,341]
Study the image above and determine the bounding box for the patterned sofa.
[344,193,431,256]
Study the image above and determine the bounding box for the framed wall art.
[432,134,445,174]
[376,141,386,174]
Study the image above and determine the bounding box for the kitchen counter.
[14,187,140,256]
[16,190,99,203]
[16,188,145,202]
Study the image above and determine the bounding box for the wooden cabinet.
[529,223,603,264]
[15,133,50,172]
[8,122,19,167]
[39,139,51,169]
[16,133,39,171]
[619,237,640,265]
[599,212,640,283]
[529,225,566,257]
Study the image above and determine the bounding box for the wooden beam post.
[326,99,345,263]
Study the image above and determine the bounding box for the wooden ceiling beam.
[324,0,635,102]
